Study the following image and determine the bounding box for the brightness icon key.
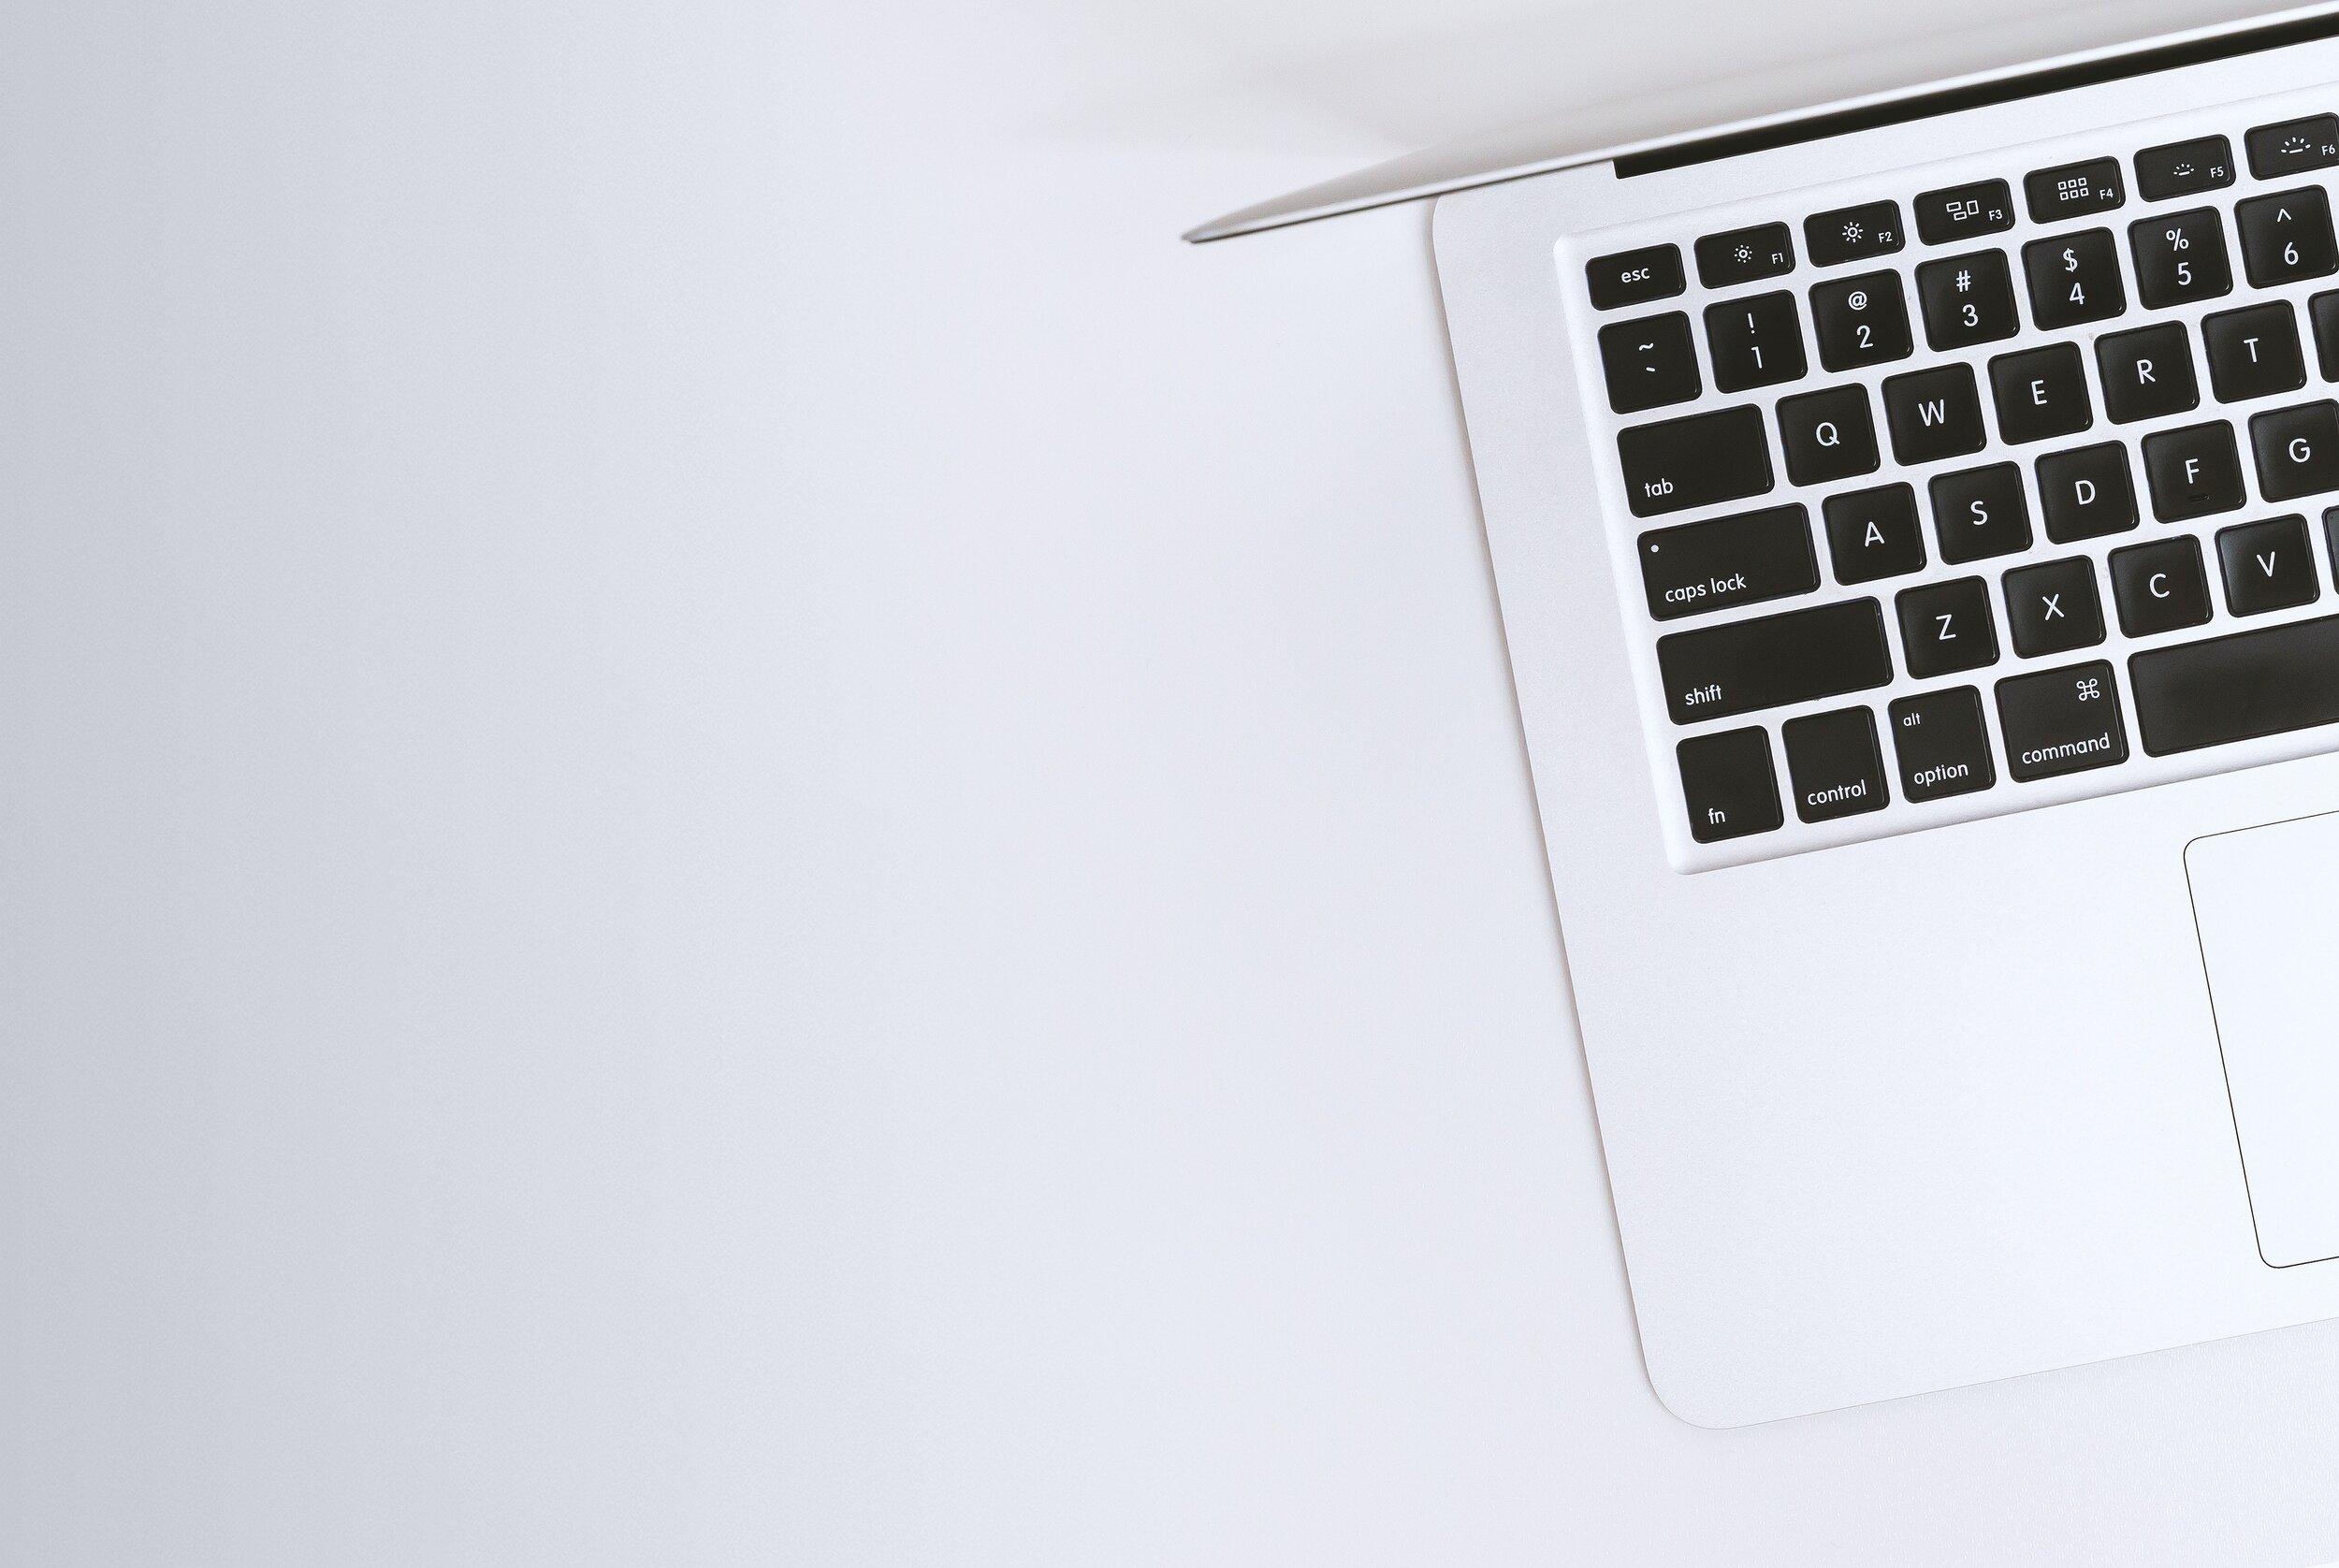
[1804,199,1906,267]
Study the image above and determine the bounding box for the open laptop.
[1193,2,2339,1425]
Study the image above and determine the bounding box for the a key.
[1928,462,2031,564]
[1913,180,2014,244]
[2250,399,2339,501]
[1823,484,1925,585]
[2236,187,2339,288]
[1705,290,1806,392]
[1778,385,1878,486]
[2025,157,2124,224]
[2134,135,2235,200]
[1654,599,1893,723]
[2023,228,2125,329]
[1617,406,1774,517]
[2313,290,2339,381]
[2110,535,2213,635]
[2130,612,2339,754]
[1695,222,1795,288]
[1636,503,1818,620]
[1587,244,1684,309]
[2216,515,2319,616]
[1881,363,1986,465]
[2128,208,2232,309]
[2096,323,2200,424]
[1988,342,2091,444]
[2036,443,2139,543]
[2202,301,2305,403]
[2141,422,2245,521]
[1995,661,2128,781]
[1887,687,1996,802]
[1896,576,1999,679]
[2002,556,2106,658]
[1598,312,1702,414]
[1809,272,1911,371]
[1781,706,1889,822]
[1805,200,1905,267]
[1677,727,1782,843]
[1915,251,2018,350]
[2245,114,2339,180]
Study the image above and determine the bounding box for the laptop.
[1192,2,2339,1425]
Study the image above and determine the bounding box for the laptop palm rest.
[2187,811,2339,1269]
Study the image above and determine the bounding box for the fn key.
[1678,726,1782,843]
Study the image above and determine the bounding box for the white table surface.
[12,0,2339,1561]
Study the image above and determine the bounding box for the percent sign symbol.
[2166,228,2189,250]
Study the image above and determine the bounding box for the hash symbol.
[1954,269,1970,293]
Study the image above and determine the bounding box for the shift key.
[1618,405,1774,516]
[1656,598,1893,723]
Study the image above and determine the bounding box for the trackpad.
[2188,813,2339,1268]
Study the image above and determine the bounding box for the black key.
[1881,363,1986,466]
[2250,399,2339,501]
[1705,290,1806,393]
[2025,157,2124,224]
[2245,114,2339,180]
[1809,272,1911,371]
[1915,251,2019,350]
[1598,312,1701,414]
[2216,515,2319,616]
[1782,706,1889,822]
[2096,324,2199,425]
[2023,229,2126,329]
[2003,556,2105,658]
[1655,598,1892,724]
[1618,406,1774,517]
[1989,343,2091,444]
[2312,291,2339,382]
[1636,503,1818,620]
[1587,245,1684,309]
[2202,301,2305,403]
[2110,535,2214,636]
[1996,661,2128,781]
[1888,687,1996,802]
[1929,462,2031,564]
[1805,200,1904,267]
[2036,442,2139,543]
[2142,422,2245,521]
[1696,223,1795,288]
[1823,484,1925,585]
[1914,180,2014,245]
[2134,135,2235,200]
[2128,209,2231,309]
[2236,187,2339,288]
[1678,727,1781,843]
[1777,385,1878,486]
[2130,613,2339,755]
[1897,577,1999,679]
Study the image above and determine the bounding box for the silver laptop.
[1194,3,2339,1424]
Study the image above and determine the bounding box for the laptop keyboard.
[1581,109,2339,862]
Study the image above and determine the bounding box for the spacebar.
[2131,614,2339,755]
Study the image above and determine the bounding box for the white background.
[10,0,2339,1561]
